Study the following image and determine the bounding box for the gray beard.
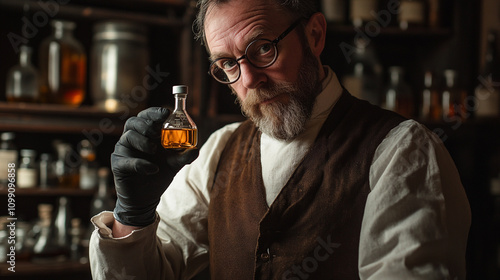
[235,48,321,141]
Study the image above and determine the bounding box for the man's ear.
[305,12,327,57]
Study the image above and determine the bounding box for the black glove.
[111,107,199,227]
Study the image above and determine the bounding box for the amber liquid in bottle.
[162,85,198,150]
[161,128,198,149]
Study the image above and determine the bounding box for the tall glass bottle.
[383,66,414,118]
[32,204,66,263]
[162,85,198,149]
[79,140,98,190]
[39,20,86,106]
[341,38,383,106]
[475,30,500,118]
[6,45,39,103]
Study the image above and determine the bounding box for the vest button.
[260,252,271,262]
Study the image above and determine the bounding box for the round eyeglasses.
[208,18,304,84]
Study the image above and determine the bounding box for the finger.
[137,107,170,123]
[117,130,158,155]
[124,117,160,139]
[112,154,159,175]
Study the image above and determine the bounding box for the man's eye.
[257,43,272,55]
[221,59,237,70]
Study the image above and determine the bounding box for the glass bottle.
[350,0,378,27]
[6,45,39,103]
[39,153,57,188]
[54,141,79,189]
[341,38,383,106]
[79,140,98,190]
[39,20,86,106]
[475,30,500,118]
[69,218,84,261]
[383,67,414,118]
[398,0,427,30]
[54,196,72,257]
[420,71,441,121]
[32,204,66,263]
[0,132,18,187]
[442,69,467,121]
[90,167,116,217]
[162,85,198,149]
[17,149,38,189]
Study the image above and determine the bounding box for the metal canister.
[90,21,149,113]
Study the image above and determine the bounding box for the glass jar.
[39,20,86,106]
[17,149,38,189]
[90,21,149,112]
[6,45,39,103]
[0,132,18,187]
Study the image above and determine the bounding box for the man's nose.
[239,61,266,89]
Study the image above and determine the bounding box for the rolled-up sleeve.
[359,120,471,280]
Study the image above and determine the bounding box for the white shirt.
[89,67,471,280]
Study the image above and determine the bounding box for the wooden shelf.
[0,187,96,196]
[0,102,126,135]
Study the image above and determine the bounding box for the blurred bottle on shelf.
[442,69,468,122]
[5,45,39,103]
[39,153,58,188]
[349,0,378,27]
[321,0,347,24]
[17,149,38,189]
[53,141,79,189]
[54,196,72,258]
[341,38,383,106]
[90,167,115,217]
[32,204,66,263]
[420,71,442,121]
[382,66,414,118]
[69,218,85,262]
[398,0,426,30]
[39,20,86,106]
[0,132,18,187]
[79,140,98,190]
[475,30,500,119]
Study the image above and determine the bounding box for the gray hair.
[193,0,318,46]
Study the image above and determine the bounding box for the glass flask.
[39,20,86,106]
[383,66,415,119]
[32,204,66,263]
[6,45,39,103]
[54,196,72,257]
[162,85,198,149]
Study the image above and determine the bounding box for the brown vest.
[208,91,405,280]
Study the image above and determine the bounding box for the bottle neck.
[19,48,32,66]
[174,94,187,111]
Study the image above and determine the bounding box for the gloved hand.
[111,107,199,227]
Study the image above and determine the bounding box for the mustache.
[233,82,298,106]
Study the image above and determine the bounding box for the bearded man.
[89,0,471,279]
